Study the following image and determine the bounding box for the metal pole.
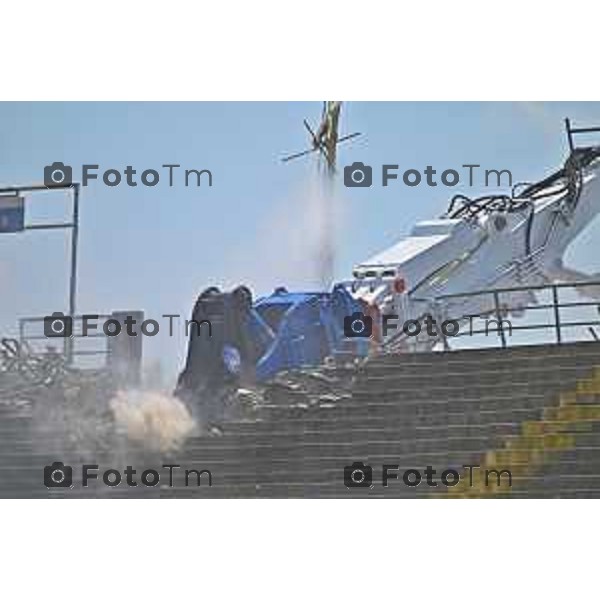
[565,118,574,153]
[552,285,562,345]
[493,291,507,349]
[66,184,80,363]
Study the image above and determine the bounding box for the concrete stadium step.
[360,353,600,374]
[367,342,600,370]
[157,479,454,499]
[511,474,600,495]
[176,436,510,467]
[353,365,597,390]
[196,422,520,447]
[352,378,587,401]
[219,409,548,436]
[253,393,553,420]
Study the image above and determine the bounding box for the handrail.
[428,279,600,350]
[432,279,600,302]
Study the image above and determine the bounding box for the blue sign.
[0,195,24,233]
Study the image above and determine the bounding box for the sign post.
[0,183,80,362]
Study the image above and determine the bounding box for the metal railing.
[18,314,113,365]
[431,280,600,349]
[18,311,144,387]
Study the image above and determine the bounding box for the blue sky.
[1,101,600,379]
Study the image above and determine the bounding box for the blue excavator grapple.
[174,284,368,409]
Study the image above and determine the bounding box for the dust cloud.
[29,377,197,467]
[109,389,196,454]
[224,170,344,293]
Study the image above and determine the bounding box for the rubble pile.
[199,359,363,429]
